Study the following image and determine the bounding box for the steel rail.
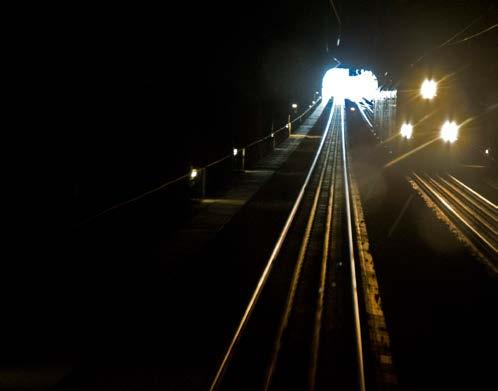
[448,174,498,210]
[438,176,498,224]
[208,100,335,391]
[413,173,498,253]
[262,104,339,391]
[425,175,497,245]
[428,176,498,237]
[341,102,367,391]
[308,108,340,391]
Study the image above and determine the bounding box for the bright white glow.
[233,148,238,156]
[271,133,274,138]
[312,100,316,104]
[190,169,198,179]
[350,107,356,112]
[285,124,289,128]
[420,79,437,99]
[315,91,319,94]
[349,70,379,101]
[322,68,382,103]
[377,90,397,99]
[291,103,298,109]
[440,121,459,143]
[485,148,489,155]
[400,123,413,139]
[309,105,312,108]
[322,68,350,103]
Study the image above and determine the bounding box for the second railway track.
[411,172,498,269]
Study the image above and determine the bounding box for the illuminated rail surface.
[411,173,498,266]
[209,101,381,391]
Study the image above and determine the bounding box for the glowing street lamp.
[291,103,298,109]
[440,120,459,143]
[400,123,413,139]
[420,79,437,100]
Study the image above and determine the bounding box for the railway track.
[411,173,498,269]
[209,101,396,391]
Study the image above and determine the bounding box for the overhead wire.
[411,16,482,66]
[448,23,498,46]
[328,0,342,47]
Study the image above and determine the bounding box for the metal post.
[201,168,206,198]
[241,148,246,172]
[288,114,292,136]
[271,122,275,150]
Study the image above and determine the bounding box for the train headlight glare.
[420,79,437,99]
[400,123,413,139]
[440,121,459,143]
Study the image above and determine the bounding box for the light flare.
[400,123,413,139]
[384,137,440,168]
[420,79,437,99]
[440,120,459,143]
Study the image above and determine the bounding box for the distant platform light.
[285,124,289,128]
[271,133,274,138]
[440,120,459,143]
[400,123,413,139]
[291,103,298,109]
[485,148,489,155]
[190,168,198,180]
[312,100,316,104]
[350,107,356,112]
[309,104,312,108]
[233,148,238,156]
[420,79,437,99]
[315,91,319,94]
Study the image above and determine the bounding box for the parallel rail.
[411,173,498,268]
[209,100,393,390]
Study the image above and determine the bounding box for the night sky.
[72,0,497,218]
